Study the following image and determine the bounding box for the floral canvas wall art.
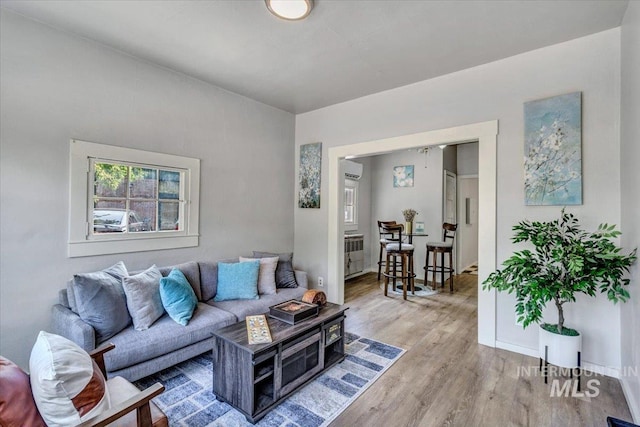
[393,165,414,188]
[524,92,582,205]
[298,142,322,208]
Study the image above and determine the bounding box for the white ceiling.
[1,0,629,114]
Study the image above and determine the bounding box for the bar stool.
[377,220,400,280]
[381,223,416,300]
[424,223,457,293]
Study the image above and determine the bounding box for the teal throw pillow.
[214,260,260,302]
[159,269,198,326]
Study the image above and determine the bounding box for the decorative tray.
[246,314,272,344]
[268,299,320,325]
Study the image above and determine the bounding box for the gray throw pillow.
[72,261,130,342]
[252,251,298,288]
[122,265,165,331]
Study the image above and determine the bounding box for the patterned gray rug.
[135,333,404,426]
[380,282,438,297]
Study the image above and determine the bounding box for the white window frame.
[344,179,358,231]
[69,140,200,257]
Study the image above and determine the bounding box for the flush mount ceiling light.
[439,144,447,149]
[266,0,314,21]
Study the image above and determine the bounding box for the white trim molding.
[68,139,200,257]
[327,120,499,347]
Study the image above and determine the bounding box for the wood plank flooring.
[331,272,633,427]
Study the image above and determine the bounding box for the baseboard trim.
[495,340,538,358]
[620,376,640,423]
[495,340,621,378]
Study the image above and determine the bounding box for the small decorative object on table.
[402,208,418,234]
[415,221,425,233]
[246,314,272,344]
[301,289,327,306]
[269,299,320,325]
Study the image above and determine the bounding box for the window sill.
[68,235,199,258]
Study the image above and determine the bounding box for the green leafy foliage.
[95,163,145,190]
[483,209,637,334]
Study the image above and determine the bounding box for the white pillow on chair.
[29,331,110,427]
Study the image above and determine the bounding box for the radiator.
[344,234,364,278]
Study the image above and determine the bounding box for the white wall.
[346,157,373,274]
[620,1,640,421]
[294,29,623,370]
[0,10,295,369]
[368,149,444,282]
[457,142,479,176]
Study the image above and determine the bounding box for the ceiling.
[0,0,629,114]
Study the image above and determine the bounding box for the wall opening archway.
[327,120,498,347]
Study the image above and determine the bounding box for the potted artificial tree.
[483,209,636,368]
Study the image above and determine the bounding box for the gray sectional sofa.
[51,259,307,381]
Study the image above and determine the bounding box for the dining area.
[341,142,477,301]
[377,216,457,300]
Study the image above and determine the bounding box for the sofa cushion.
[253,251,298,288]
[158,261,202,301]
[239,256,278,295]
[209,287,307,321]
[104,303,236,372]
[29,331,110,427]
[159,269,198,326]
[214,260,260,302]
[0,356,47,427]
[72,261,131,342]
[122,265,165,331]
[198,261,218,302]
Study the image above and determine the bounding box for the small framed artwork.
[414,222,425,233]
[393,165,414,187]
[299,142,322,208]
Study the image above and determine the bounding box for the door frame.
[327,120,498,348]
[456,174,479,273]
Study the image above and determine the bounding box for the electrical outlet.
[318,276,324,287]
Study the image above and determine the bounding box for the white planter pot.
[538,324,582,368]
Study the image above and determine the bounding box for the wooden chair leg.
[440,251,445,288]
[409,253,415,295]
[384,252,390,296]
[392,255,398,291]
[402,254,407,300]
[432,250,438,291]
[378,243,384,280]
[449,251,454,293]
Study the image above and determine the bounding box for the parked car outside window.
[93,209,150,233]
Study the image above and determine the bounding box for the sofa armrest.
[294,270,308,289]
[51,304,96,352]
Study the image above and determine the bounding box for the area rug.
[380,282,438,297]
[135,333,404,426]
[461,263,478,275]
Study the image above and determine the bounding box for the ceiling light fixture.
[265,0,314,21]
[439,144,447,149]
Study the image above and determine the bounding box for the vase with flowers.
[402,209,418,234]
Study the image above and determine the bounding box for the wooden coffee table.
[212,303,348,423]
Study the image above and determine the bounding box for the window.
[69,140,200,257]
[344,179,358,231]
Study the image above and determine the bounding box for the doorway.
[457,176,479,273]
[327,120,498,347]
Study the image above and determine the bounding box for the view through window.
[92,161,183,234]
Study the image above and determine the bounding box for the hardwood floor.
[331,272,633,427]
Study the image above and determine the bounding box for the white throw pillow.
[29,331,110,427]
[239,256,279,295]
[122,265,165,331]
